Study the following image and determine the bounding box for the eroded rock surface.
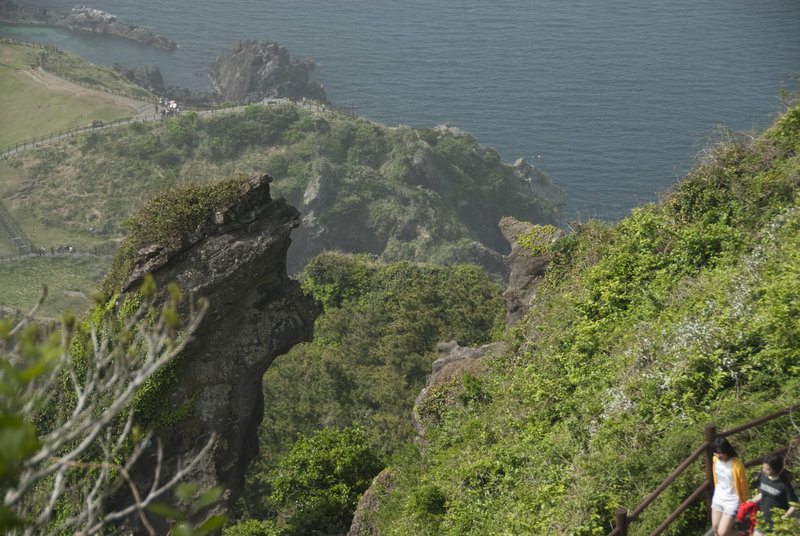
[499,216,564,327]
[113,174,320,532]
[208,39,329,103]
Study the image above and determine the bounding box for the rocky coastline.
[113,39,331,107]
[0,0,177,50]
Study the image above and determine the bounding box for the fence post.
[615,508,628,536]
[704,423,716,523]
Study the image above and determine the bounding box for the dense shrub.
[268,426,382,535]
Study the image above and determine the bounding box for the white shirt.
[713,458,740,510]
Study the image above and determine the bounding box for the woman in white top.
[711,436,749,536]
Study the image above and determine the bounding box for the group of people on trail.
[711,436,798,536]
[157,97,180,117]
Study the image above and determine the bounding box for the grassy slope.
[0,42,150,149]
[0,42,154,317]
[0,97,559,315]
[0,254,107,319]
[369,104,800,535]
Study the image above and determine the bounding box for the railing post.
[704,423,716,523]
[615,508,628,536]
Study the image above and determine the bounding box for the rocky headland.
[108,174,321,533]
[112,39,330,106]
[208,39,329,104]
[0,1,177,50]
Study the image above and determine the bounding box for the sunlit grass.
[0,42,150,149]
[0,254,109,319]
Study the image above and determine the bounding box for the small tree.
[0,280,218,535]
[269,425,383,535]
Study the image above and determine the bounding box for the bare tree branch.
[2,286,213,535]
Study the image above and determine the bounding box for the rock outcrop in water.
[208,39,329,103]
[110,174,320,532]
[0,1,177,50]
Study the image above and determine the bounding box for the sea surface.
[2,0,799,222]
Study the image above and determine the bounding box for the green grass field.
[0,42,151,149]
[0,254,110,319]
[0,42,155,316]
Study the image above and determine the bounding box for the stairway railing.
[608,402,800,536]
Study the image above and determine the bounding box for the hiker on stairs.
[711,437,750,536]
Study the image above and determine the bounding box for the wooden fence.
[609,402,800,536]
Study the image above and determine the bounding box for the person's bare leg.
[712,509,723,535]
[717,514,738,536]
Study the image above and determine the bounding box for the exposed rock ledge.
[110,174,321,533]
[0,1,177,50]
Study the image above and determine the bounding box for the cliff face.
[499,217,564,327]
[113,174,320,531]
[208,40,329,103]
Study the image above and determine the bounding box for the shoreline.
[0,0,176,50]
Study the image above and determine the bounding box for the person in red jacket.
[712,437,750,536]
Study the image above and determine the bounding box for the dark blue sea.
[3,0,799,222]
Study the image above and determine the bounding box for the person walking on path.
[712,437,750,536]
[752,453,797,536]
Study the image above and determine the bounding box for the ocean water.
[2,0,799,222]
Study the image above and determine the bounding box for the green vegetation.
[230,102,800,536]
[356,103,800,535]
[0,255,108,319]
[0,99,557,311]
[238,253,505,525]
[1,104,550,252]
[0,42,151,149]
[267,426,382,535]
[0,278,219,535]
[5,42,800,536]
[35,45,153,101]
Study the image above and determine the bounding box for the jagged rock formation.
[499,216,565,327]
[112,174,320,532]
[512,157,568,211]
[208,39,329,103]
[348,469,396,536]
[112,63,166,94]
[0,1,177,49]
